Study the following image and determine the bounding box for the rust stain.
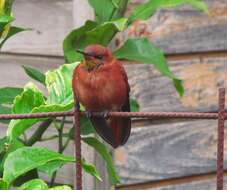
[180,63,227,108]
[210,6,227,17]
[114,147,127,165]
[128,20,152,38]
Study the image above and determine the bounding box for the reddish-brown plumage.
[72,45,131,148]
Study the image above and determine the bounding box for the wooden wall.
[115,0,227,189]
[1,0,227,190]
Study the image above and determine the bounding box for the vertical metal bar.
[74,101,82,190]
[217,88,225,190]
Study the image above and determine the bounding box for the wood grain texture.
[115,56,227,185]
[117,176,227,190]
[73,0,94,27]
[117,0,227,54]
[3,0,227,56]
[1,0,73,56]
[0,54,62,88]
[125,57,227,112]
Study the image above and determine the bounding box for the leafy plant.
[0,0,208,189]
[0,0,27,49]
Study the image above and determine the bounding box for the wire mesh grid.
[0,88,225,190]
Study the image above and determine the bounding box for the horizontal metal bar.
[0,111,222,120]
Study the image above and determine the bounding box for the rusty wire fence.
[0,88,226,190]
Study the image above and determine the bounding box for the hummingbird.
[72,44,131,148]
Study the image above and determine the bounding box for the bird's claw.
[74,103,80,110]
[102,111,110,119]
[85,110,93,119]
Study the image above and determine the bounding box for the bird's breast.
[73,63,128,111]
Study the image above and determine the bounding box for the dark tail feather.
[90,98,131,148]
[90,116,131,148]
[90,117,117,148]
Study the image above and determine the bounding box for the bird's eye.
[95,55,103,60]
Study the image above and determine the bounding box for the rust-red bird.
[72,44,131,148]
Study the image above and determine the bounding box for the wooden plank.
[73,0,94,27]
[115,56,227,185]
[115,120,221,185]
[125,57,227,112]
[117,176,227,190]
[1,0,73,56]
[0,54,62,88]
[3,0,227,56]
[118,0,227,54]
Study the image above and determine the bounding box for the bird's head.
[77,44,114,71]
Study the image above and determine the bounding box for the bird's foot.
[102,110,110,119]
[85,110,93,119]
[74,103,80,110]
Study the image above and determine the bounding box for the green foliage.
[49,186,72,190]
[69,116,95,137]
[82,137,120,185]
[0,0,28,49]
[0,26,28,49]
[3,147,74,187]
[130,98,140,112]
[128,0,208,24]
[0,87,23,105]
[22,66,46,85]
[81,159,102,181]
[88,0,116,23]
[46,62,79,105]
[17,179,48,190]
[0,138,24,173]
[63,19,127,63]
[114,38,184,96]
[0,87,23,123]
[0,179,7,190]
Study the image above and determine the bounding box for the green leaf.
[128,0,208,24]
[0,179,7,190]
[114,38,184,96]
[22,65,46,85]
[0,87,23,123]
[8,61,81,140]
[82,137,120,185]
[130,98,139,112]
[12,83,45,114]
[49,186,72,190]
[7,81,73,141]
[3,147,75,186]
[13,169,39,187]
[17,179,48,190]
[38,160,69,176]
[0,26,28,49]
[0,138,24,174]
[81,159,102,181]
[63,21,97,63]
[88,0,115,23]
[69,116,95,138]
[0,87,23,105]
[46,62,79,105]
[63,19,127,63]
[0,14,13,33]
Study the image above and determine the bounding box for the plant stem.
[26,119,53,146]
[50,116,66,186]
[40,133,69,142]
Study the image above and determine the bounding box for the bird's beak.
[76,49,102,60]
[76,50,93,58]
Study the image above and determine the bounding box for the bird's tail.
[90,116,131,148]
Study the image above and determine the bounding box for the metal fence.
[0,88,226,190]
